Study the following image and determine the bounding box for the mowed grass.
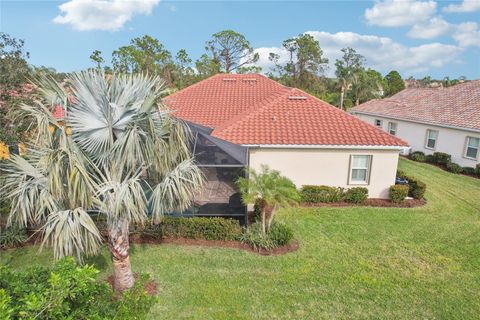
[1,158,480,319]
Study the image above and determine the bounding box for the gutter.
[351,111,480,134]
[242,144,407,150]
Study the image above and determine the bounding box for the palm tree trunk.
[266,204,277,233]
[107,218,134,293]
[340,85,345,110]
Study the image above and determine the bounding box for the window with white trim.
[425,129,438,149]
[465,136,479,159]
[350,155,371,184]
[374,119,383,128]
[388,122,397,135]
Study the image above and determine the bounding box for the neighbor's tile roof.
[351,80,480,131]
[52,105,65,120]
[164,74,408,147]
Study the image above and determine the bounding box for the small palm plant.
[0,71,205,293]
[236,165,300,234]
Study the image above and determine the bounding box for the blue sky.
[1,0,479,79]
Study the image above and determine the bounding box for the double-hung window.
[465,136,479,159]
[425,129,438,149]
[388,122,397,135]
[350,155,371,184]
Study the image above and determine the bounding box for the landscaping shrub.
[0,257,156,319]
[462,167,477,175]
[389,185,409,203]
[476,164,480,176]
[410,151,426,162]
[300,185,344,203]
[240,222,275,250]
[446,162,463,174]
[432,152,452,165]
[159,217,242,241]
[425,154,435,163]
[240,221,294,250]
[344,187,368,203]
[0,225,27,249]
[268,221,294,246]
[396,170,427,200]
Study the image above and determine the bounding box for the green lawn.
[2,158,480,319]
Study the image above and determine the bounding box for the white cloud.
[53,0,160,31]
[364,0,437,27]
[250,31,463,76]
[453,22,480,47]
[443,0,480,13]
[407,17,451,39]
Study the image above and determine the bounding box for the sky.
[1,0,479,79]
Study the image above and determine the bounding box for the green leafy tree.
[172,49,196,89]
[195,53,221,78]
[335,47,365,110]
[384,70,405,96]
[0,71,205,293]
[89,50,104,70]
[0,33,33,144]
[205,30,259,73]
[112,35,173,82]
[270,34,328,91]
[236,165,300,234]
[350,68,384,106]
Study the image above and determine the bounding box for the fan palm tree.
[0,71,205,293]
[236,165,299,234]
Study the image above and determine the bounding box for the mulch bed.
[301,198,426,208]
[129,234,300,256]
[106,273,158,296]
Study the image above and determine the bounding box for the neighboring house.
[350,80,480,168]
[164,74,407,215]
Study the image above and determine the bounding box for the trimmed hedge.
[156,217,242,241]
[426,154,435,163]
[300,185,344,203]
[389,185,409,203]
[477,164,480,176]
[410,151,426,162]
[397,170,427,199]
[462,167,477,175]
[446,162,463,174]
[432,152,452,165]
[344,187,368,203]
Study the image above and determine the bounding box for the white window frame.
[374,119,383,128]
[388,122,397,135]
[349,155,372,185]
[464,136,479,160]
[425,129,438,150]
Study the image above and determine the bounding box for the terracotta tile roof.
[52,105,65,120]
[351,80,480,132]
[164,74,407,147]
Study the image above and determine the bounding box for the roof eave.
[350,110,480,134]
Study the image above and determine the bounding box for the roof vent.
[222,78,237,82]
[242,78,257,82]
[288,96,307,100]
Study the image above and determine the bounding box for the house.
[350,80,480,168]
[163,74,407,218]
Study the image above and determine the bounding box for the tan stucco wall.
[354,114,480,167]
[248,148,400,199]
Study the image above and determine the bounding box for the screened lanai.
[170,122,248,225]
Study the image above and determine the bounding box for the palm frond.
[150,158,205,220]
[40,208,102,262]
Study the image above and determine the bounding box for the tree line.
[0,31,467,144]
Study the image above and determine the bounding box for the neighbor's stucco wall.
[354,114,480,167]
[248,148,400,199]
